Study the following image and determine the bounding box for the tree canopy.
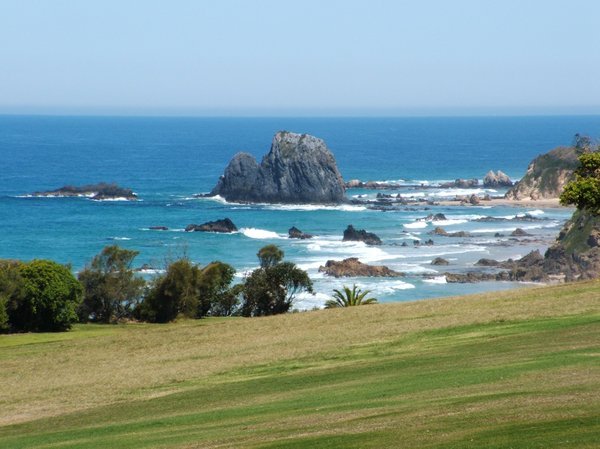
[78,245,145,323]
[4,260,83,332]
[560,152,600,212]
[241,246,313,316]
[325,284,378,308]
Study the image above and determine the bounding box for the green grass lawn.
[1,281,599,448]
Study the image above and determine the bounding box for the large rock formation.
[505,146,582,200]
[210,131,345,204]
[318,258,403,277]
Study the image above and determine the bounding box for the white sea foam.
[372,280,416,293]
[433,219,468,226]
[305,238,404,264]
[296,260,326,271]
[92,197,133,202]
[404,221,428,229]
[294,291,330,310]
[110,236,131,241]
[423,276,447,284]
[240,228,285,239]
[266,203,368,212]
[525,209,545,216]
[137,268,166,275]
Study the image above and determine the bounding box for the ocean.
[1,115,598,308]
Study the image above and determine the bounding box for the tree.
[139,259,201,323]
[560,152,600,212]
[8,260,83,332]
[0,261,25,333]
[77,245,145,323]
[572,133,597,152]
[241,246,313,316]
[324,284,378,308]
[198,261,236,316]
[257,244,284,268]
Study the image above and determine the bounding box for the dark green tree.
[77,245,145,323]
[0,261,25,333]
[241,246,313,317]
[560,152,600,212]
[198,261,236,316]
[257,244,284,268]
[139,259,201,323]
[9,260,82,332]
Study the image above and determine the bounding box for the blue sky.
[1,0,599,116]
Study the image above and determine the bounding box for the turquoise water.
[1,115,596,307]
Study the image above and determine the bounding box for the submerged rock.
[185,218,237,233]
[318,258,403,277]
[210,131,345,204]
[342,225,382,245]
[431,257,449,265]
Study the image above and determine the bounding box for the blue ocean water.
[1,115,597,307]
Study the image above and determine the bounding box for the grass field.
[1,281,599,448]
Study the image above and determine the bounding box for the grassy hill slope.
[1,282,599,448]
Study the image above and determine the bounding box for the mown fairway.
[1,282,599,448]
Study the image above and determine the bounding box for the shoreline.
[435,197,567,209]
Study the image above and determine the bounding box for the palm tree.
[325,284,378,308]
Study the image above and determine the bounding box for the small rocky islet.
[30,183,137,201]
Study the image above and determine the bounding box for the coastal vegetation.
[0,282,598,448]
[324,284,378,308]
[0,244,312,332]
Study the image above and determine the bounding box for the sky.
[1,0,599,116]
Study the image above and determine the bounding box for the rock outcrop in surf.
[210,131,345,204]
[185,218,237,233]
[319,258,403,277]
[483,170,513,188]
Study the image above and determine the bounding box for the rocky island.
[31,183,137,201]
[209,131,346,204]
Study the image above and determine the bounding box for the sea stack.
[209,131,346,204]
